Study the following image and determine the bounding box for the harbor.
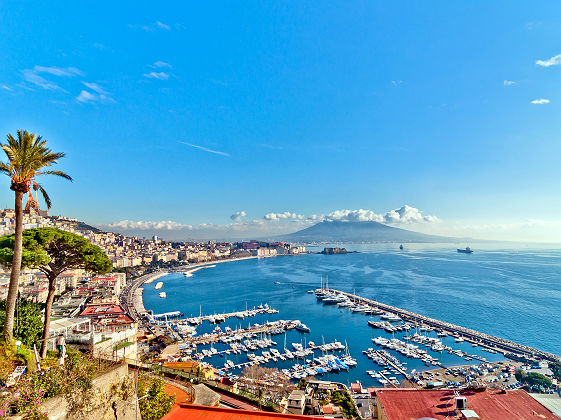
[322,288,560,364]
[136,247,561,388]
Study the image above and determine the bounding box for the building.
[78,303,138,359]
[285,390,307,415]
[372,388,558,420]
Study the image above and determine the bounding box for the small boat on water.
[159,292,167,298]
[295,323,310,333]
[155,281,163,289]
[399,244,403,250]
[457,247,473,254]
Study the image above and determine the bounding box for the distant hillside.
[276,220,460,243]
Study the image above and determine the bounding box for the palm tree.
[0,130,71,342]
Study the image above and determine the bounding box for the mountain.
[276,220,460,243]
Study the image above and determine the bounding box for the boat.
[155,281,163,289]
[295,323,310,333]
[159,292,166,298]
[177,323,197,336]
[457,247,473,254]
[399,244,403,250]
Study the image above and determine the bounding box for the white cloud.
[22,69,62,90]
[155,21,170,30]
[324,205,438,224]
[82,82,106,94]
[21,65,83,91]
[536,54,561,67]
[33,66,83,77]
[76,82,114,104]
[151,61,172,69]
[144,71,170,80]
[503,80,516,86]
[525,21,542,30]
[104,205,438,240]
[391,80,403,86]
[180,142,230,157]
[1,84,12,91]
[108,220,192,230]
[130,21,171,31]
[230,211,247,222]
[264,212,306,221]
[530,98,550,104]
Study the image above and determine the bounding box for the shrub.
[137,375,175,420]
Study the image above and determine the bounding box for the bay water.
[142,243,561,386]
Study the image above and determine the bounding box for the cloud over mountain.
[102,205,438,240]
[323,205,438,224]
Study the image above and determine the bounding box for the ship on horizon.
[457,247,473,254]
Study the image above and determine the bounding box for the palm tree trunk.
[3,190,24,343]
[40,275,57,358]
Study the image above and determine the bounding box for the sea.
[142,243,561,387]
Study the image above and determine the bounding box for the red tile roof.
[79,304,125,317]
[375,388,558,420]
[162,404,325,420]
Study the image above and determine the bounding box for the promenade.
[122,256,262,333]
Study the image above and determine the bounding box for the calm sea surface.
[142,243,561,387]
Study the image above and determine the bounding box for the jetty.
[163,306,279,325]
[182,319,302,346]
[374,350,410,379]
[324,288,560,363]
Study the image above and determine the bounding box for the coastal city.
[0,207,559,418]
[2,1,561,419]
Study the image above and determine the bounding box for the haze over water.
[143,244,561,385]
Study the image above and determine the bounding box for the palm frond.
[0,162,11,175]
[37,184,52,209]
[37,170,73,181]
[1,131,71,205]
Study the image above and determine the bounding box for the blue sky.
[1,1,560,241]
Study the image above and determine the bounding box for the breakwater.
[327,288,561,363]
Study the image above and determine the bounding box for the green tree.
[0,296,43,347]
[550,362,561,382]
[515,369,526,382]
[0,130,71,342]
[523,372,552,389]
[137,375,175,420]
[0,228,112,357]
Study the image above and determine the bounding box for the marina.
[322,288,560,363]
[138,245,561,387]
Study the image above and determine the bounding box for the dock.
[164,307,279,325]
[325,289,560,363]
[182,320,301,346]
[374,350,411,380]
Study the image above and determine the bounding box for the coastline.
[129,255,262,319]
